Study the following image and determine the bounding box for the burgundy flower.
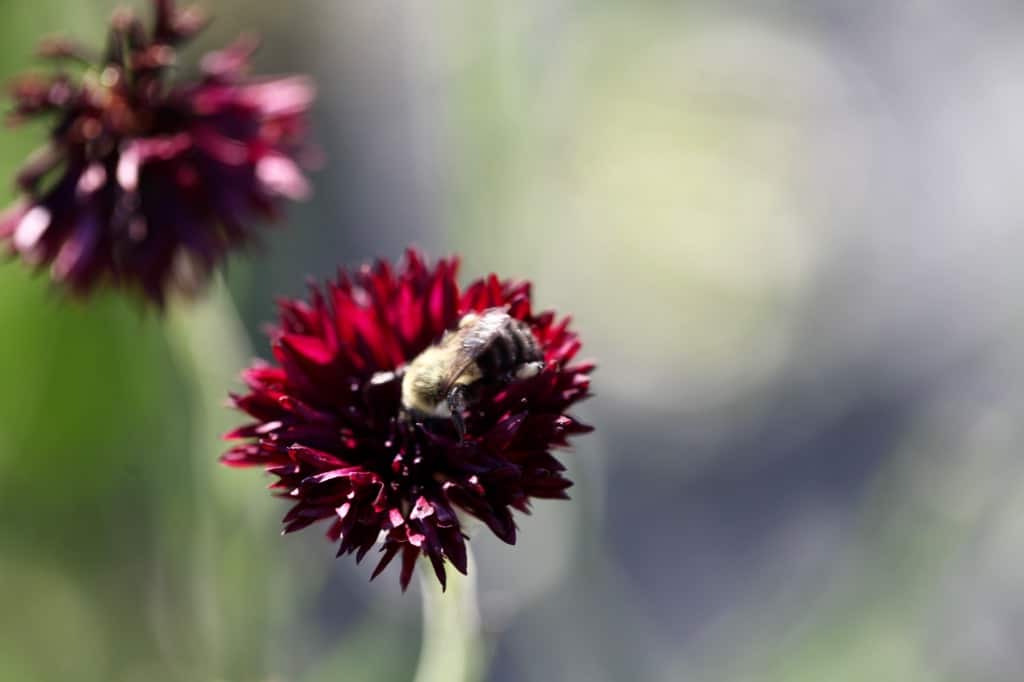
[0,0,315,304]
[223,250,594,590]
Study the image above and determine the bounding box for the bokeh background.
[2,1,1024,681]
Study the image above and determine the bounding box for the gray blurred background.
[1,1,1023,681]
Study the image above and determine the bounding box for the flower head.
[0,0,315,304]
[223,250,594,590]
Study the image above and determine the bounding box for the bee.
[398,307,545,439]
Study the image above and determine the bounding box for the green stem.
[413,547,485,682]
[166,277,252,413]
[164,276,272,678]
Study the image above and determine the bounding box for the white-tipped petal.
[116,144,140,191]
[13,206,51,252]
[76,163,107,196]
[256,154,311,200]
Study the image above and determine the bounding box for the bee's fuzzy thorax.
[401,345,482,415]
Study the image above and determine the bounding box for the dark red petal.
[440,528,468,575]
[288,445,347,469]
[371,542,403,581]
[485,412,527,451]
[399,545,419,592]
[428,549,447,592]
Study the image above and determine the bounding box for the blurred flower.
[223,250,594,590]
[0,0,315,304]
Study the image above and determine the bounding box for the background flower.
[0,0,314,303]
[224,250,594,590]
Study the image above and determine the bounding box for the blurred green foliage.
[0,3,286,679]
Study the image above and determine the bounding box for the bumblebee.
[399,308,545,439]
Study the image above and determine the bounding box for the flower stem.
[413,548,485,682]
[164,277,269,677]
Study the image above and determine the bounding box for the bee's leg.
[513,361,544,380]
[369,370,399,384]
[447,386,468,441]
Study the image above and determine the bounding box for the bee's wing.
[439,309,510,394]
